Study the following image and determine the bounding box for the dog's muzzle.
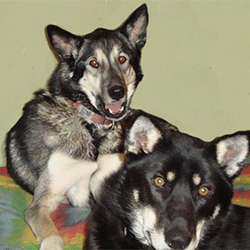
[105,102,125,117]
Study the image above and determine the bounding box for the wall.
[1,0,250,165]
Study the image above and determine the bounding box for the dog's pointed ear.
[210,131,250,179]
[118,4,148,50]
[46,25,82,61]
[125,116,162,155]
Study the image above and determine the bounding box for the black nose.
[108,85,125,100]
[165,227,191,250]
[167,235,190,249]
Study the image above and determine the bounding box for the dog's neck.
[71,102,114,129]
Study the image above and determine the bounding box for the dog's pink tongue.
[105,103,123,114]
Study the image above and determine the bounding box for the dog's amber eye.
[198,186,210,197]
[118,56,127,64]
[153,177,165,188]
[90,59,99,68]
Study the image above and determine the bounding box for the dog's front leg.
[25,152,99,250]
[25,190,64,250]
[24,164,66,250]
[90,153,125,200]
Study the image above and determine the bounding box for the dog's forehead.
[127,131,212,179]
[85,28,115,40]
[170,131,205,150]
[134,133,209,173]
[84,28,131,53]
[152,133,219,181]
[77,40,129,65]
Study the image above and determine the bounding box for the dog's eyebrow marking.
[133,189,140,202]
[110,45,119,63]
[193,174,201,186]
[166,171,176,182]
[95,48,109,65]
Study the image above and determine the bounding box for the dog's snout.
[165,226,191,250]
[167,235,190,249]
[108,85,125,100]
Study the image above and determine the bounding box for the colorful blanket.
[0,165,250,250]
[0,167,89,250]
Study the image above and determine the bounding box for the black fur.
[86,121,250,250]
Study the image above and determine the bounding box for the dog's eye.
[118,56,127,64]
[89,59,99,68]
[153,177,165,188]
[198,186,210,197]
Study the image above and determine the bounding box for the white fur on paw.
[40,236,64,250]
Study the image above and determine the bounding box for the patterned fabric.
[0,167,89,250]
[232,164,250,207]
[0,165,250,250]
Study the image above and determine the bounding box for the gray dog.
[5,4,148,250]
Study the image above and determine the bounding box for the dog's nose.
[108,85,125,100]
[165,228,191,250]
[167,235,190,249]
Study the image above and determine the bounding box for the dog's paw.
[40,236,64,250]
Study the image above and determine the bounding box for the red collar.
[72,102,113,126]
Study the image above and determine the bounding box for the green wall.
[1,0,250,165]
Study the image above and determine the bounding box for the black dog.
[86,114,250,250]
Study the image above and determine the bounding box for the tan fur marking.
[193,174,201,186]
[167,171,176,182]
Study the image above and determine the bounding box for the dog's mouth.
[105,102,126,117]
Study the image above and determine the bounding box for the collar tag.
[77,105,93,119]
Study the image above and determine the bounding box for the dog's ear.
[125,116,162,155]
[118,4,148,50]
[211,131,250,179]
[46,25,82,61]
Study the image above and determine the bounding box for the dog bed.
[0,165,250,250]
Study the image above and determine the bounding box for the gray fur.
[5,4,149,250]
